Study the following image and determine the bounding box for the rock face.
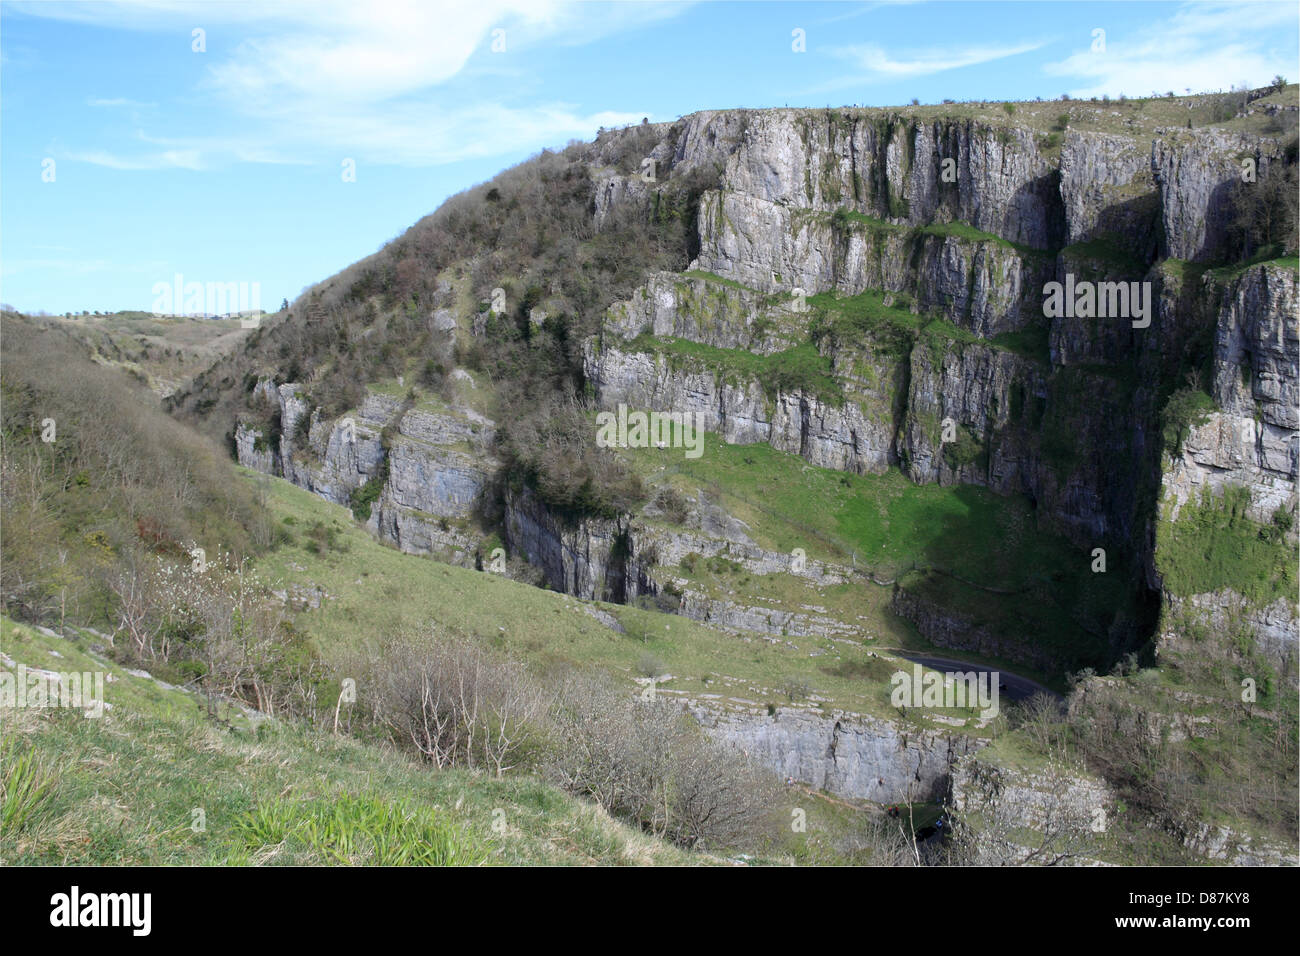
[235,383,495,561]
[949,751,1113,864]
[583,340,900,476]
[1153,129,1291,262]
[503,487,654,603]
[693,705,985,804]
[708,111,1062,249]
[1180,822,1299,866]
[1160,589,1299,677]
[1060,130,1158,255]
[238,105,1297,679]
[1160,264,1300,523]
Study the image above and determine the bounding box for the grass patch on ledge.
[810,288,1048,364]
[827,208,1052,259]
[1060,236,1150,275]
[1157,485,1296,606]
[680,268,763,294]
[626,335,844,406]
[623,434,1132,675]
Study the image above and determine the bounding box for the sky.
[2,0,1297,315]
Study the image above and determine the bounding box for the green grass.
[627,335,843,405]
[809,288,1046,364]
[1060,236,1149,275]
[0,615,700,866]
[918,220,1050,259]
[1206,249,1300,283]
[623,435,1130,674]
[1160,387,1217,456]
[1157,486,1296,606]
[680,269,759,293]
[989,326,1052,364]
[247,467,1012,723]
[233,794,486,866]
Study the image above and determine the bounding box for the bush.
[548,671,778,850]
[360,630,549,776]
[636,652,665,678]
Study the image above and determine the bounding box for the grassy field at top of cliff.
[812,83,1298,140]
[241,468,999,726]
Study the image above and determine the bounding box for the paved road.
[888,652,1062,704]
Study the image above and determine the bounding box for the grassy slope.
[621,434,1123,683]
[0,616,700,866]
[28,311,253,398]
[246,468,993,724]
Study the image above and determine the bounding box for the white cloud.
[831,39,1048,81]
[87,97,156,109]
[1043,2,1297,97]
[67,148,203,170]
[21,0,684,169]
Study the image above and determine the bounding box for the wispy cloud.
[1043,1,1297,97]
[87,97,156,109]
[66,148,203,171]
[24,0,689,170]
[0,257,114,277]
[833,39,1049,80]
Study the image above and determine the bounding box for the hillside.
[0,617,702,866]
[6,86,1298,867]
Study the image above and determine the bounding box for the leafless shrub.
[547,670,779,850]
[361,629,549,776]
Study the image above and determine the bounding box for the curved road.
[881,650,1063,704]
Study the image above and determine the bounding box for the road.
[888,651,1063,704]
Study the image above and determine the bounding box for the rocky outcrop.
[716,112,1061,247]
[693,704,985,803]
[1060,129,1158,258]
[603,271,795,354]
[949,750,1113,864]
[1180,822,1299,866]
[692,190,1052,337]
[583,340,901,475]
[234,383,495,560]
[503,487,654,603]
[1160,590,1298,677]
[1153,129,1291,262]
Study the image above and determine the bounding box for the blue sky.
[2,0,1297,314]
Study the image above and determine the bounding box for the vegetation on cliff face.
[1157,486,1296,605]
